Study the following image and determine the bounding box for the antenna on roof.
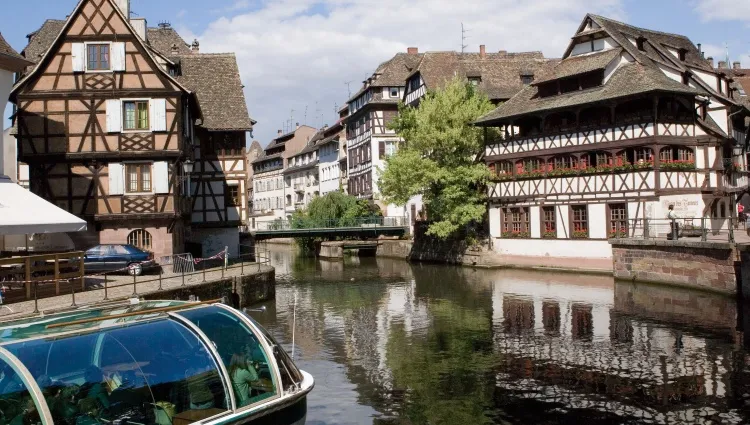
[158,21,172,29]
[461,23,470,53]
[130,10,139,17]
[344,81,352,97]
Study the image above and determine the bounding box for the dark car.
[84,244,159,276]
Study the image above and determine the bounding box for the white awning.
[0,176,87,235]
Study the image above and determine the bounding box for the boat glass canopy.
[0,301,300,425]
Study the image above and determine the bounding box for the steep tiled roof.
[476,63,700,124]
[176,53,254,131]
[409,51,558,102]
[533,48,620,85]
[147,26,192,56]
[587,15,713,73]
[20,19,65,66]
[252,152,283,164]
[283,159,319,175]
[347,52,423,103]
[0,33,31,71]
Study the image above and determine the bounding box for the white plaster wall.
[570,37,617,56]
[492,238,613,259]
[707,103,728,134]
[190,227,239,259]
[0,69,13,177]
[659,64,683,83]
[657,194,706,219]
[489,206,501,237]
[589,204,607,239]
[603,54,632,84]
[529,206,541,238]
[2,127,16,182]
[692,68,719,92]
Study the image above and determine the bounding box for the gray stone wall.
[611,240,737,294]
[143,268,275,307]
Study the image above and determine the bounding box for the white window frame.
[120,98,151,133]
[123,161,154,195]
[390,87,399,98]
[83,41,114,73]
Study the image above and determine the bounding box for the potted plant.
[608,229,628,239]
[502,230,530,239]
[572,230,589,239]
[542,229,557,239]
[679,223,703,237]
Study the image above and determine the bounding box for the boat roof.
[0,300,201,344]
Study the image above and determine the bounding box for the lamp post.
[182,159,194,197]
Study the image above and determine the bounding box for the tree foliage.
[379,77,496,238]
[290,191,382,250]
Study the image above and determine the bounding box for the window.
[552,155,577,170]
[87,43,110,70]
[126,163,151,193]
[609,204,628,238]
[226,184,240,206]
[520,74,534,85]
[502,207,529,237]
[179,307,279,408]
[542,206,556,238]
[571,205,588,238]
[468,77,481,86]
[127,229,152,250]
[385,141,397,157]
[123,101,149,131]
[494,161,514,176]
[390,87,399,97]
[7,320,229,425]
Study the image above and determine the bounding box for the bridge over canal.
[246,217,409,241]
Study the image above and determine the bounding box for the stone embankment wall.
[143,266,275,306]
[610,240,737,295]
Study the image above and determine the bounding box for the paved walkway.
[0,262,273,318]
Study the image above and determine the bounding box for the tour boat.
[0,299,313,425]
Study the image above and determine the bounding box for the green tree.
[291,191,382,250]
[379,77,496,238]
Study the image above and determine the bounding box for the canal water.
[251,245,750,425]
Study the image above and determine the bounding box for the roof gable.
[11,0,190,98]
[0,33,32,72]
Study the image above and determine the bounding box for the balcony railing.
[610,218,735,243]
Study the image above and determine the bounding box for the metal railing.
[2,247,272,312]
[610,218,736,243]
[255,216,407,232]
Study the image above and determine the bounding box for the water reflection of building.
[491,273,743,423]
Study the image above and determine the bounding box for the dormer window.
[468,77,481,86]
[390,87,399,98]
[87,44,110,71]
[520,73,534,85]
[636,36,646,51]
[678,48,687,61]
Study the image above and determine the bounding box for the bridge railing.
[255,216,407,232]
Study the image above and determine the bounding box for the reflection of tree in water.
[386,300,498,425]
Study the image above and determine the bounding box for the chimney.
[113,0,129,18]
[498,50,507,57]
[479,45,486,59]
[707,56,714,67]
[130,17,147,42]
[277,130,282,135]
[407,47,419,55]
[191,39,200,53]
[733,61,742,70]
[718,60,727,69]
[296,122,300,129]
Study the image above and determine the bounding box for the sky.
[3,0,750,146]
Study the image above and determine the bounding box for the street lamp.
[182,159,194,197]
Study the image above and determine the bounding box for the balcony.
[485,121,706,159]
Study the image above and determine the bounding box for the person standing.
[738,203,746,229]
[667,204,679,240]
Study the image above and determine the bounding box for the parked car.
[84,244,159,276]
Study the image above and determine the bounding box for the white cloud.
[693,0,750,22]
[186,0,625,145]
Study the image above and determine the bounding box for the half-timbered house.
[250,125,316,229]
[345,48,423,218]
[475,14,750,260]
[403,46,557,107]
[10,0,253,260]
[318,120,346,196]
[284,131,322,213]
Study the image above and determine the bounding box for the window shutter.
[109,163,124,195]
[71,43,85,72]
[111,42,126,71]
[106,99,122,133]
[149,99,167,132]
[379,141,385,159]
[153,161,169,194]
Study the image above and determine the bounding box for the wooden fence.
[0,252,85,301]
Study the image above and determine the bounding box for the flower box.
[542,230,557,239]
[608,229,628,239]
[502,231,530,239]
[660,161,695,171]
[571,230,589,239]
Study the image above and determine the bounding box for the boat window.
[241,311,304,391]
[0,358,44,425]
[178,306,278,408]
[6,319,228,425]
